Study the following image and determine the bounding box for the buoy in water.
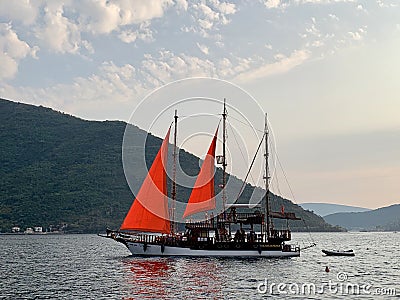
[325,266,330,272]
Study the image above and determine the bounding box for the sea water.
[0,232,399,299]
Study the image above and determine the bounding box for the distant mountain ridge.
[324,204,400,231]
[0,98,342,233]
[299,203,371,217]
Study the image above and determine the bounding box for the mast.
[171,109,178,234]
[222,98,227,211]
[264,113,271,238]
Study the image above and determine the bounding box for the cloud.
[209,0,237,14]
[175,0,189,11]
[197,43,210,55]
[0,23,39,80]
[0,0,176,55]
[263,0,287,9]
[348,27,367,41]
[0,61,142,117]
[0,54,18,80]
[140,50,216,85]
[356,4,363,10]
[190,1,237,36]
[118,22,154,43]
[0,1,391,95]
[233,50,310,83]
[34,3,83,54]
[70,62,140,103]
[328,13,339,21]
[265,44,273,50]
[0,1,39,25]
[78,0,174,34]
[32,0,171,52]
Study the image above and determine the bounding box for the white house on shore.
[34,227,43,233]
[24,227,34,234]
[11,226,20,233]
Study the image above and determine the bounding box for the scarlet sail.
[120,128,171,234]
[183,128,218,218]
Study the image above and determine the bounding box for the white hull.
[126,242,300,258]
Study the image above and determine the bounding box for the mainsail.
[182,128,218,218]
[120,128,171,234]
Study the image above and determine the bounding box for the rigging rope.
[269,137,282,196]
[227,121,258,186]
[233,131,265,202]
[228,115,264,133]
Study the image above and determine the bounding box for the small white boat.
[322,249,355,256]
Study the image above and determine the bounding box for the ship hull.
[126,241,300,258]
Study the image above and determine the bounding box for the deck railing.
[217,212,264,224]
[185,219,215,229]
[269,229,291,240]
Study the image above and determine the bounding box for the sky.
[0,0,399,209]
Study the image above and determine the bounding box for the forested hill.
[324,204,400,231]
[0,98,342,233]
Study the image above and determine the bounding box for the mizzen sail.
[120,128,171,234]
[183,128,218,218]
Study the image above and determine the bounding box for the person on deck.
[240,228,246,242]
[234,229,241,242]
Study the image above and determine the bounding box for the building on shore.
[11,226,20,233]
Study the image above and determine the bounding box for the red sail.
[120,128,171,234]
[183,128,218,218]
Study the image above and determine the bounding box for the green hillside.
[0,98,342,233]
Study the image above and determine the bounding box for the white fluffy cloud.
[0,23,38,80]
[175,0,189,11]
[140,51,217,85]
[0,61,141,117]
[263,0,286,9]
[118,22,154,43]
[0,0,394,90]
[189,1,237,36]
[78,0,174,34]
[0,54,18,81]
[0,0,176,55]
[0,1,39,25]
[34,3,83,54]
[31,0,173,51]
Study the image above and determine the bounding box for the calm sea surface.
[0,232,399,299]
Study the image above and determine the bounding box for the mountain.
[324,204,400,231]
[299,203,371,217]
[0,98,342,233]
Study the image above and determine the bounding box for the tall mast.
[171,109,178,234]
[264,113,271,238]
[222,98,227,211]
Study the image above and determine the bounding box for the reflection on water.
[123,258,173,298]
[122,257,223,299]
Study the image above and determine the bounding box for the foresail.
[120,128,171,234]
[183,127,218,218]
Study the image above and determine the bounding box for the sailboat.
[104,100,301,257]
